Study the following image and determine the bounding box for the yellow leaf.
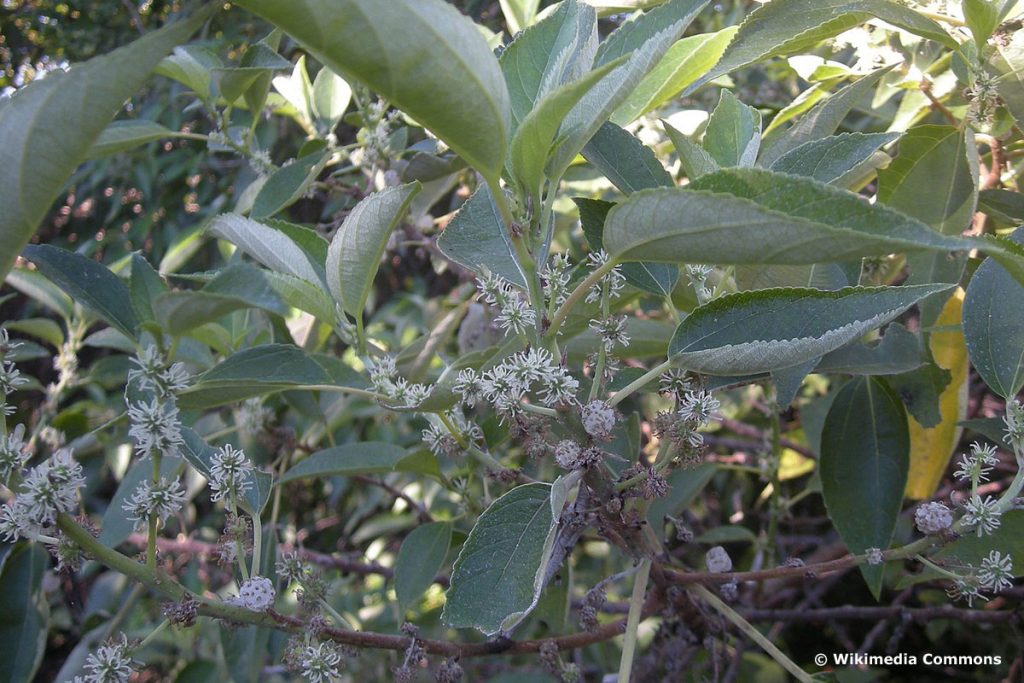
[905,288,968,499]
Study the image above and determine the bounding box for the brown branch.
[351,474,434,523]
[740,605,1017,624]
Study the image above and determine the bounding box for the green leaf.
[326,182,420,318]
[395,522,452,610]
[878,126,978,235]
[0,7,213,280]
[207,213,326,285]
[177,344,368,409]
[500,0,597,134]
[979,188,1024,224]
[250,150,328,220]
[964,0,1001,44]
[663,119,719,180]
[155,44,222,100]
[963,228,1024,399]
[280,442,413,482]
[581,121,673,194]
[612,27,736,126]
[21,245,139,339]
[769,132,899,186]
[443,481,570,634]
[880,125,977,325]
[692,0,953,93]
[815,323,925,375]
[668,284,952,375]
[500,0,541,33]
[821,376,909,598]
[264,270,337,322]
[311,66,352,127]
[0,544,48,683]
[129,253,168,326]
[703,89,761,168]
[759,66,895,167]
[153,263,289,334]
[992,29,1024,127]
[603,168,968,265]
[99,455,183,548]
[179,428,271,515]
[510,58,622,194]
[575,197,677,296]
[436,185,528,287]
[235,0,510,182]
[734,261,854,291]
[547,16,689,179]
[593,0,709,68]
[88,120,185,157]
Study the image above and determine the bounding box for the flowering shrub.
[2,0,1024,681]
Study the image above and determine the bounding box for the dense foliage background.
[2,1,1024,682]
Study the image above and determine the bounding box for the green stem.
[251,511,263,578]
[488,177,545,330]
[766,388,783,567]
[135,618,170,651]
[230,488,250,581]
[617,558,651,683]
[691,583,814,683]
[545,258,619,342]
[146,452,162,572]
[608,360,672,409]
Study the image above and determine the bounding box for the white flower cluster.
[962,494,1002,537]
[0,329,27,416]
[369,356,430,408]
[126,346,191,462]
[949,550,1014,606]
[705,546,733,573]
[122,477,187,532]
[0,423,30,483]
[584,250,625,304]
[299,642,344,683]
[541,253,572,308]
[685,264,714,304]
[954,442,999,486]
[128,344,192,398]
[71,634,136,683]
[229,575,276,612]
[659,368,693,399]
[581,400,616,440]
[477,271,536,336]
[676,390,721,449]
[914,501,953,535]
[209,444,255,504]
[0,448,84,542]
[421,409,482,458]
[453,348,579,417]
[588,315,630,353]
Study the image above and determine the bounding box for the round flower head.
[914,501,953,535]
[83,634,135,683]
[232,575,276,612]
[978,550,1014,593]
[299,642,343,683]
[209,444,254,503]
[127,398,184,459]
[581,400,616,440]
[705,546,732,573]
[122,477,187,531]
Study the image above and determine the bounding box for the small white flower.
[0,423,30,482]
[678,390,720,426]
[453,368,483,407]
[1004,400,1024,455]
[276,551,310,584]
[231,575,276,612]
[209,444,254,503]
[585,250,625,304]
[83,634,135,683]
[589,316,630,353]
[948,577,986,607]
[864,548,884,566]
[541,253,572,308]
[122,477,187,531]
[422,422,460,457]
[538,371,579,407]
[0,360,27,394]
[705,546,732,573]
[495,297,536,335]
[914,501,953,535]
[21,449,85,525]
[127,398,184,459]
[978,550,1014,593]
[300,641,343,683]
[659,368,692,398]
[963,495,1002,536]
[954,442,998,484]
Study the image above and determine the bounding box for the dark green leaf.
[235,0,510,181]
[979,188,1024,224]
[0,7,213,279]
[0,544,48,683]
[594,0,709,67]
[815,323,924,375]
[582,121,673,194]
[395,522,452,610]
[251,150,328,220]
[436,185,528,287]
[963,227,1024,399]
[703,89,761,168]
[821,377,909,598]
[326,183,421,318]
[668,284,951,375]
[207,214,326,285]
[769,132,899,186]
[88,120,184,157]
[280,442,414,482]
[129,253,168,326]
[663,119,719,179]
[21,245,138,339]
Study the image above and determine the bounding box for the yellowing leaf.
[905,289,968,499]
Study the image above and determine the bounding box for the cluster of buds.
[477,271,536,336]
[453,348,579,417]
[369,356,431,408]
